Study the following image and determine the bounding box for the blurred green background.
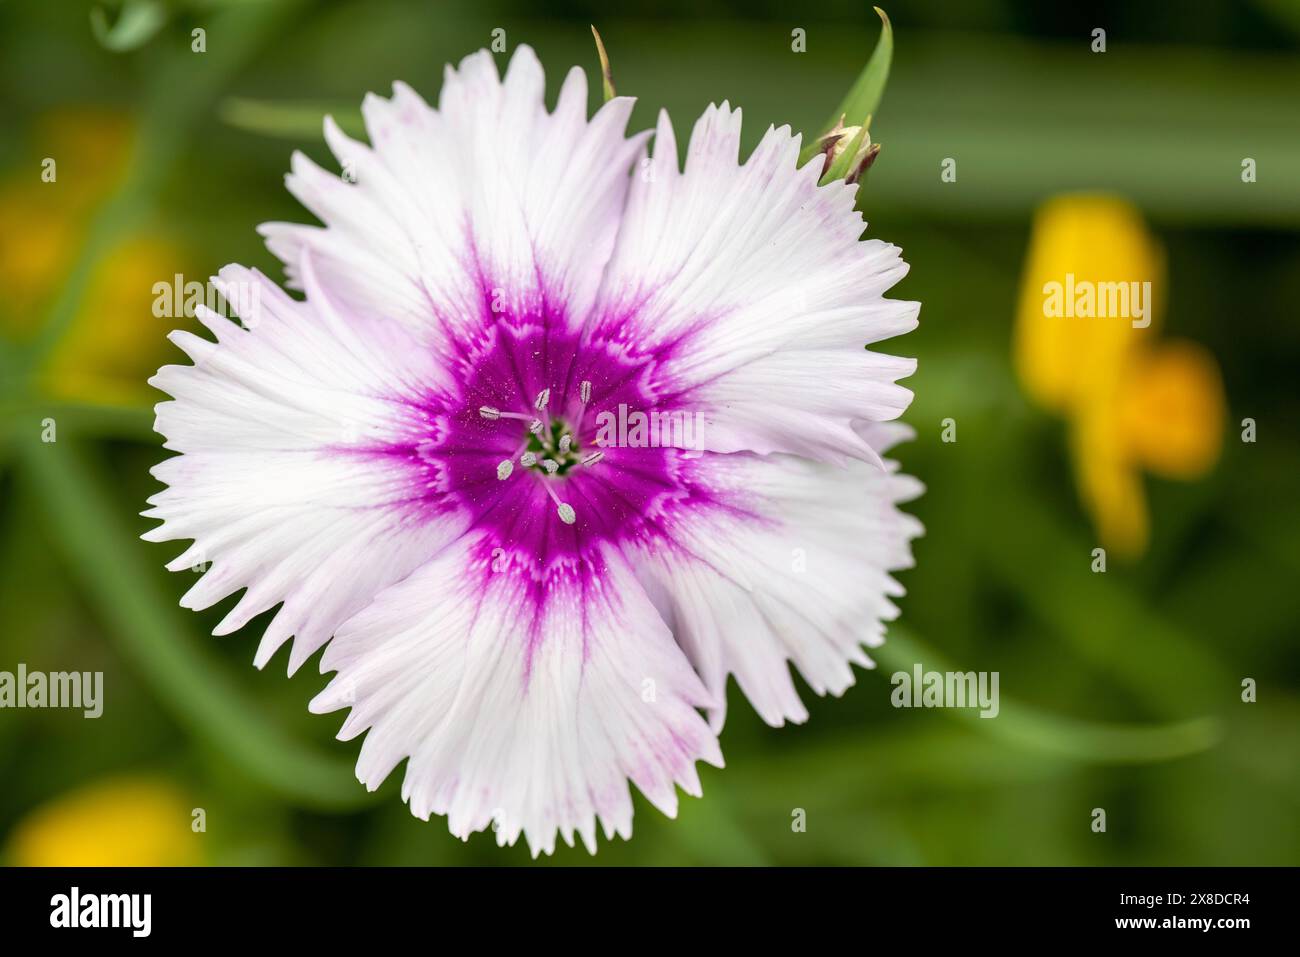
[1,0,1297,865]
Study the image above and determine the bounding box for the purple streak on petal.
[322,274,765,687]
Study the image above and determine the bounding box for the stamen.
[528,418,543,435]
[574,379,593,435]
[541,480,576,525]
[558,434,572,453]
[581,451,604,467]
[482,407,536,424]
[520,452,537,467]
[541,458,559,475]
[534,388,555,433]
[496,460,514,480]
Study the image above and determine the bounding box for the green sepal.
[800,6,894,168]
[590,25,617,102]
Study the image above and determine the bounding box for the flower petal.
[629,422,923,730]
[145,262,469,673]
[259,44,649,376]
[586,103,919,463]
[311,534,722,856]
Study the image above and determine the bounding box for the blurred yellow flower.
[5,775,201,867]
[1015,194,1224,557]
[0,108,187,407]
[43,235,188,406]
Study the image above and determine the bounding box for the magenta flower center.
[363,321,709,570]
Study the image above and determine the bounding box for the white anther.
[581,451,604,466]
[520,452,537,467]
[541,458,559,474]
[540,477,574,524]
[534,388,550,410]
[528,418,543,434]
[558,434,572,453]
[574,380,594,435]
[478,406,501,420]
[496,460,513,480]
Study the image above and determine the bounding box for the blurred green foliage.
[0,0,1297,865]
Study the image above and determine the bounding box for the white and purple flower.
[145,45,922,855]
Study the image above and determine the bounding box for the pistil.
[477,383,603,485]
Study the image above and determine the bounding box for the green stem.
[2,397,156,443]
[876,627,1222,763]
